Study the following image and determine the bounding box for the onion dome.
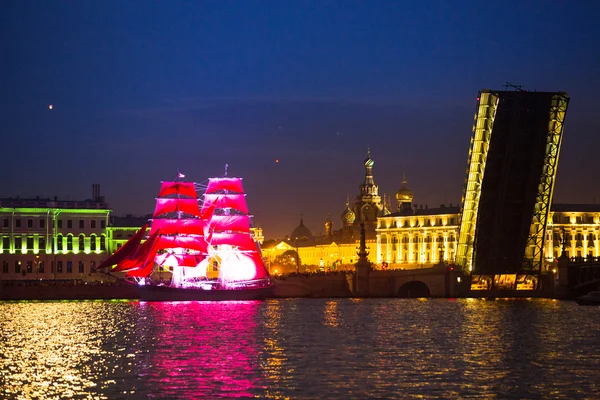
[291,217,313,240]
[325,214,333,229]
[364,148,374,168]
[341,194,356,226]
[395,173,413,203]
[325,214,333,237]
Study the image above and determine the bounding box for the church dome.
[325,214,333,228]
[364,149,374,167]
[341,205,356,226]
[290,218,313,240]
[395,176,413,202]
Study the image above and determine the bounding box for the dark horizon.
[2,1,600,239]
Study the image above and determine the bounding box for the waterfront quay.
[0,263,563,301]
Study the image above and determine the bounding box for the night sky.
[2,1,600,239]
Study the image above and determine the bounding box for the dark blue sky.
[2,1,599,239]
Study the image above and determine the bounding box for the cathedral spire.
[361,148,377,196]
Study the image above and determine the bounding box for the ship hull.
[137,284,272,301]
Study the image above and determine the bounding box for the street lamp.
[35,255,40,280]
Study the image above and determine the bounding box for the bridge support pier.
[354,261,371,297]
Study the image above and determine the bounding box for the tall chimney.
[92,184,101,200]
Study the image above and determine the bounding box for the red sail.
[123,230,163,277]
[157,181,197,198]
[175,254,206,267]
[202,194,248,214]
[112,229,161,272]
[125,257,155,278]
[111,257,138,272]
[150,218,206,235]
[200,201,216,221]
[97,224,148,269]
[246,251,271,280]
[153,198,202,218]
[209,215,251,233]
[156,235,208,252]
[206,178,244,194]
[210,232,257,250]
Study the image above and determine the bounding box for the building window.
[2,261,8,273]
[57,261,63,273]
[78,234,85,251]
[40,219,45,229]
[2,237,8,250]
[79,220,84,229]
[57,234,63,251]
[67,235,73,251]
[16,219,21,228]
[67,261,73,273]
[26,237,34,251]
[2,218,8,228]
[101,220,106,229]
[100,236,106,251]
[27,219,33,228]
[27,261,33,273]
[15,261,21,273]
[38,261,44,273]
[117,243,122,250]
[90,235,97,251]
[67,220,73,229]
[576,216,582,224]
[78,261,84,273]
[39,236,46,250]
[90,261,96,273]
[15,237,22,250]
[91,220,96,229]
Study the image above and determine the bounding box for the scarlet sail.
[201,194,248,214]
[154,198,202,218]
[157,181,197,198]
[97,223,148,270]
[205,177,244,194]
[101,173,271,294]
[209,215,251,233]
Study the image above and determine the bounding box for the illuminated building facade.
[377,202,600,271]
[377,205,460,268]
[0,192,111,281]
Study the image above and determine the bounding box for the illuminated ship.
[98,171,272,301]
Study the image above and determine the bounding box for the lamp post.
[35,255,40,280]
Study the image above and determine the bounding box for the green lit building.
[0,186,111,281]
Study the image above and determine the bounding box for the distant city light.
[275,159,279,163]
[48,104,53,110]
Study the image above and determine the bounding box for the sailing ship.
[98,171,272,301]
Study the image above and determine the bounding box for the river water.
[1,298,599,399]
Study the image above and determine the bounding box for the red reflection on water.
[136,301,262,399]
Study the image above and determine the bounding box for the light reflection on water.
[1,298,600,399]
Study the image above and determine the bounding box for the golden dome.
[396,175,413,202]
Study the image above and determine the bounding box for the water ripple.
[1,298,600,399]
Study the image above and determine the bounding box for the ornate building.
[262,151,389,272]
[353,149,383,238]
[377,191,600,271]
[0,190,111,281]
